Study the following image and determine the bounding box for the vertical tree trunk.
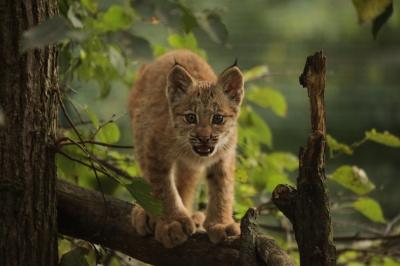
[0,1,59,265]
[272,51,336,265]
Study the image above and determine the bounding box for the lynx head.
[166,62,244,159]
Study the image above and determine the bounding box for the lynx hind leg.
[205,222,240,244]
[131,205,157,236]
[192,211,205,229]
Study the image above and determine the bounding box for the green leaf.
[108,151,139,177]
[168,32,199,49]
[239,105,273,148]
[330,165,375,195]
[167,33,207,59]
[268,152,298,171]
[180,4,201,32]
[235,164,248,182]
[266,172,290,193]
[246,85,287,117]
[110,31,153,62]
[126,178,163,218]
[195,10,228,45]
[96,6,132,32]
[59,247,90,266]
[153,45,169,57]
[67,5,83,28]
[81,0,98,13]
[382,257,400,266]
[242,66,269,82]
[326,134,353,155]
[168,34,186,49]
[351,0,392,24]
[247,155,291,192]
[234,183,256,218]
[337,250,360,264]
[154,1,183,28]
[372,3,393,39]
[131,0,154,20]
[57,145,92,181]
[83,106,99,128]
[96,122,120,144]
[365,129,400,147]
[353,197,386,223]
[21,17,89,52]
[97,75,112,99]
[109,46,125,76]
[184,32,198,50]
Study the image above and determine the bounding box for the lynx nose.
[197,135,211,143]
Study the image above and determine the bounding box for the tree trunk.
[0,1,59,265]
[272,51,336,265]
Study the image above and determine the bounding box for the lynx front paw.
[155,216,196,248]
[205,222,240,244]
[131,205,156,236]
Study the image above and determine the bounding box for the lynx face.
[167,65,244,159]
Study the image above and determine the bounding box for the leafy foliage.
[326,134,353,156]
[59,247,90,266]
[246,86,287,117]
[351,0,393,39]
[365,129,400,147]
[353,197,386,223]
[126,178,163,218]
[330,165,375,195]
[22,0,400,264]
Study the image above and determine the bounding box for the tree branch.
[57,178,294,265]
[272,51,337,265]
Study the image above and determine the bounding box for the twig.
[59,139,133,149]
[65,95,94,132]
[327,136,369,162]
[93,157,133,181]
[55,87,110,227]
[384,212,400,235]
[57,150,111,178]
[333,220,385,235]
[90,114,116,140]
[89,112,127,141]
[334,233,400,242]
[59,82,79,94]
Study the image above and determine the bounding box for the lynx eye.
[185,114,197,124]
[213,115,224,125]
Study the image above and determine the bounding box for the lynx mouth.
[193,145,215,157]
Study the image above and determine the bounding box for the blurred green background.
[71,0,400,219]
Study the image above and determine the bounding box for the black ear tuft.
[166,65,195,103]
[233,56,238,67]
[217,65,244,105]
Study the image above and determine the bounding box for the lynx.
[128,50,244,248]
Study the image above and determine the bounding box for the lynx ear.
[166,65,195,103]
[217,66,244,105]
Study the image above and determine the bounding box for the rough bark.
[57,178,295,266]
[272,51,337,265]
[236,208,260,266]
[0,1,59,265]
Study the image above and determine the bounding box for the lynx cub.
[128,50,244,248]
